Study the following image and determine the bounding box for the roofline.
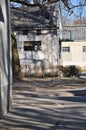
[11,26,58,31]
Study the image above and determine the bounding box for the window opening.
[36,30,41,35]
[83,46,86,52]
[24,41,41,51]
[23,30,28,35]
[62,47,70,52]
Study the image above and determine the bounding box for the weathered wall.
[61,41,86,69]
[15,29,59,76]
[0,0,12,118]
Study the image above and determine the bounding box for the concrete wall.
[61,41,86,69]
[0,0,12,118]
[15,29,59,76]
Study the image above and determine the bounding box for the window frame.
[62,47,70,52]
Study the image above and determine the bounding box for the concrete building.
[11,3,61,77]
[61,25,86,70]
[61,41,86,69]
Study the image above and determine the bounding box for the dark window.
[62,47,70,52]
[24,41,32,51]
[23,30,28,35]
[24,41,41,51]
[36,30,41,35]
[83,46,86,52]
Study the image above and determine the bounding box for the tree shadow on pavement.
[0,77,86,130]
[13,77,86,90]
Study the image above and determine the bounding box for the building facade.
[15,29,59,77]
[61,25,86,70]
[11,2,61,77]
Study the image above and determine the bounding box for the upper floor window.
[62,47,70,52]
[83,46,86,52]
[36,30,41,35]
[23,30,28,35]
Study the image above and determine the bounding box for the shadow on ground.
[13,77,86,90]
[0,77,86,130]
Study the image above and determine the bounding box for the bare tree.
[11,31,21,76]
[10,0,69,7]
[61,0,86,20]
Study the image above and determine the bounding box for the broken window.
[24,41,41,51]
[36,30,41,35]
[23,30,28,35]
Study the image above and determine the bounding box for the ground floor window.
[83,46,86,52]
[24,41,41,51]
[62,47,70,52]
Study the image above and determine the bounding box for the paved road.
[0,78,86,130]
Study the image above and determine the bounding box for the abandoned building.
[11,2,62,77]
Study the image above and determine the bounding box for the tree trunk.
[11,31,21,76]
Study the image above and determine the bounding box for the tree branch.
[10,0,41,7]
[70,3,86,9]
[10,0,70,8]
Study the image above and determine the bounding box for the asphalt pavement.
[0,77,86,130]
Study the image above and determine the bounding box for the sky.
[61,0,86,21]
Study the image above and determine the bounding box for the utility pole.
[0,0,12,118]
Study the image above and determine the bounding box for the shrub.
[65,65,81,77]
[57,65,81,77]
[57,65,65,77]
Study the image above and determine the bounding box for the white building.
[61,25,86,70]
[11,3,61,77]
